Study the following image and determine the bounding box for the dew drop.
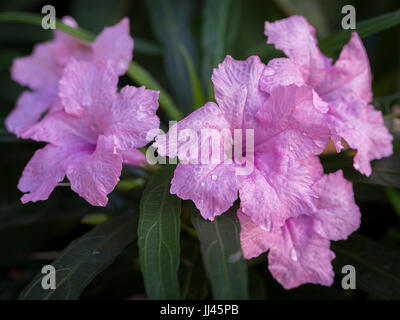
[201,182,205,187]
[289,145,294,151]
[290,248,299,262]
[264,67,275,76]
[267,188,271,193]
[212,174,218,181]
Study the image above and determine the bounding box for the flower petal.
[66,135,123,206]
[238,211,335,289]
[328,99,393,176]
[239,154,317,231]
[264,15,331,84]
[153,102,231,163]
[122,148,146,167]
[5,91,54,136]
[256,85,331,159]
[22,110,98,146]
[11,41,60,94]
[170,163,240,220]
[104,86,160,150]
[313,170,361,241]
[92,17,133,75]
[316,32,372,104]
[18,145,73,203]
[211,55,266,129]
[59,59,117,122]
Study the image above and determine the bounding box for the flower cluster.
[7,17,160,206]
[7,14,393,289]
[153,16,393,288]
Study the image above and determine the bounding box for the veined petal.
[264,15,331,85]
[317,32,372,104]
[122,148,146,167]
[92,17,133,76]
[18,144,90,203]
[257,85,331,159]
[312,170,361,241]
[170,163,240,220]
[239,154,317,232]
[327,99,393,176]
[104,86,160,150]
[11,41,60,94]
[153,102,231,163]
[22,110,98,146]
[66,135,123,206]
[59,59,117,123]
[211,55,266,129]
[5,91,55,137]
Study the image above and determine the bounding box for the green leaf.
[201,0,241,98]
[144,0,197,113]
[385,187,400,217]
[320,9,400,55]
[0,11,182,120]
[138,165,181,299]
[190,204,248,300]
[19,213,138,300]
[332,233,400,299]
[321,154,400,188]
[179,44,205,109]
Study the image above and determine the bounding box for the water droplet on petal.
[267,188,271,193]
[212,174,218,181]
[265,67,275,76]
[201,182,205,187]
[289,145,294,151]
[92,249,102,255]
[290,248,299,262]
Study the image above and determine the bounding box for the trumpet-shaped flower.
[261,15,393,176]
[18,60,159,206]
[6,17,133,136]
[238,157,361,289]
[154,55,331,231]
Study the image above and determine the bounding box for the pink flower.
[18,60,159,206]
[6,17,133,136]
[238,157,361,289]
[154,55,330,231]
[261,15,393,176]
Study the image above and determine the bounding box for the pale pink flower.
[6,17,133,136]
[154,55,330,231]
[261,15,393,176]
[18,60,159,206]
[238,157,361,289]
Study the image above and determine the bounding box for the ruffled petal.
[264,15,331,85]
[170,163,240,220]
[5,91,54,136]
[59,59,117,123]
[18,145,70,203]
[239,154,317,231]
[22,110,98,146]
[92,17,133,76]
[256,85,330,160]
[11,41,60,94]
[238,211,335,289]
[104,86,160,150]
[316,32,372,104]
[312,170,361,241]
[268,216,335,289]
[53,16,92,66]
[153,102,231,163]
[259,58,305,93]
[328,99,393,176]
[211,55,266,129]
[66,135,123,206]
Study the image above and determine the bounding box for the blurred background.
[0,0,399,300]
